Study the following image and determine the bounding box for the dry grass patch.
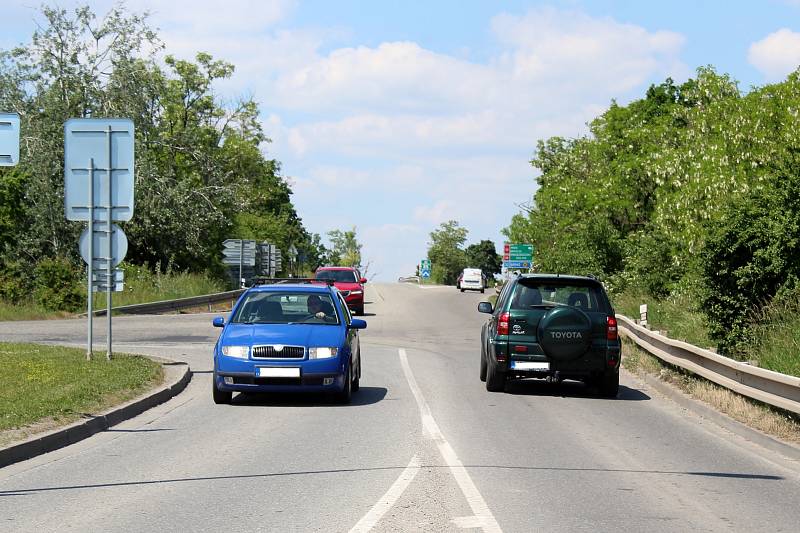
[622,338,800,444]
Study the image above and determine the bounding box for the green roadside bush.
[699,167,800,355]
[32,257,86,312]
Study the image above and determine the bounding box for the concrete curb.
[0,357,192,468]
[631,370,800,462]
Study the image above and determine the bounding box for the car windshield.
[231,292,340,325]
[511,281,606,312]
[316,270,358,283]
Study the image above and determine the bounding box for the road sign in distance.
[64,118,135,222]
[0,112,20,167]
[503,260,532,269]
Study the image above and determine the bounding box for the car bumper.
[344,292,364,307]
[214,355,348,392]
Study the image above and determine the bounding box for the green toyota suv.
[478,274,621,397]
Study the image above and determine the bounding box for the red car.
[315,266,367,315]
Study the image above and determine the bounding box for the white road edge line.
[348,455,421,533]
[398,348,503,533]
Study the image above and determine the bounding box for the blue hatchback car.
[212,279,367,404]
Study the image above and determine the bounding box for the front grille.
[251,345,305,359]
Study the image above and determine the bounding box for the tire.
[352,355,361,392]
[336,365,353,404]
[599,372,619,398]
[212,376,232,405]
[485,361,506,392]
[355,305,364,316]
[479,349,487,382]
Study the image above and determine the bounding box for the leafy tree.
[464,240,501,277]
[327,227,362,268]
[427,220,467,284]
[0,3,315,304]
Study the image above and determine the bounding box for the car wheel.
[355,305,365,316]
[212,376,232,405]
[336,365,353,404]
[485,361,506,392]
[479,348,487,382]
[352,356,361,392]
[600,371,619,398]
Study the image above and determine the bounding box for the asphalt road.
[1,283,800,532]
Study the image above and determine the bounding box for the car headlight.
[309,347,338,359]
[350,290,363,295]
[221,345,249,359]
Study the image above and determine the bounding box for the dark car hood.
[222,323,344,347]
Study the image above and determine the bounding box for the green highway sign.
[504,243,534,261]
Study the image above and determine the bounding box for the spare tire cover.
[538,306,592,360]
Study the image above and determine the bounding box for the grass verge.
[0,342,163,447]
[612,291,714,350]
[622,337,800,444]
[0,301,71,321]
[93,266,225,311]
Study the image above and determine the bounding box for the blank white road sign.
[64,118,135,221]
[0,112,20,167]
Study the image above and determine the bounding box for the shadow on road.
[0,463,781,497]
[504,379,650,401]
[230,386,387,407]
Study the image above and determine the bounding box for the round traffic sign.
[79,224,128,267]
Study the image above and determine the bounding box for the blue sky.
[4,1,800,280]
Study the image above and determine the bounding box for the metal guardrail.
[617,314,800,415]
[90,289,245,316]
[398,276,420,283]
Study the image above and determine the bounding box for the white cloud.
[748,29,800,81]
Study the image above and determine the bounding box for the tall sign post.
[420,259,431,283]
[223,239,256,286]
[0,113,20,167]
[65,119,134,360]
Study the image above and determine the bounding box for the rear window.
[510,280,608,312]
[316,270,357,283]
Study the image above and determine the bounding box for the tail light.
[607,316,618,341]
[498,312,510,335]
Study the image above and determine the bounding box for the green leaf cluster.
[0,4,327,304]
[504,67,800,353]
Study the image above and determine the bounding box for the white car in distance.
[458,268,485,293]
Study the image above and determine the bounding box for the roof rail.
[250,277,335,287]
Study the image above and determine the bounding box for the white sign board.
[0,112,20,166]
[64,118,135,221]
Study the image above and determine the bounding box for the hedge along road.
[1,284,800,532]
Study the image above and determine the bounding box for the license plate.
[512,361,550,371]
[257,367,300,378]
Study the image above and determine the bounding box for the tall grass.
[91,264,225,310]
[751,296,800,377]
[611,291,714,350]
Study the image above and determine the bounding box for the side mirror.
[212,316,225,327]
[360,277,367,284]
[349,318,367,330]
[478,302,493,314]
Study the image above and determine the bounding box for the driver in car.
[307,295,324,316]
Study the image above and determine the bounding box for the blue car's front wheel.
[336,364,353,404]
[212,374,232,405]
